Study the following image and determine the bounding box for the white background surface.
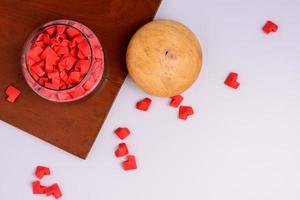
[1,0,300,199]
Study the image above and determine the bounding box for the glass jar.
[21,19,106,102]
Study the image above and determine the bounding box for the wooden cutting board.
[0,0,161,159]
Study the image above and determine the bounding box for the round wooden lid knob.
[126,19,202,97]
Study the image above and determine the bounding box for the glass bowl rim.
[22,21,94,91]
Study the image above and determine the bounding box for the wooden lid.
[126,19,202,97]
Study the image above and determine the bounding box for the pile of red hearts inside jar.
[22,22,104,102]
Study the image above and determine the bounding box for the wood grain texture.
[127,19,202,97]
[0,0,161,159]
